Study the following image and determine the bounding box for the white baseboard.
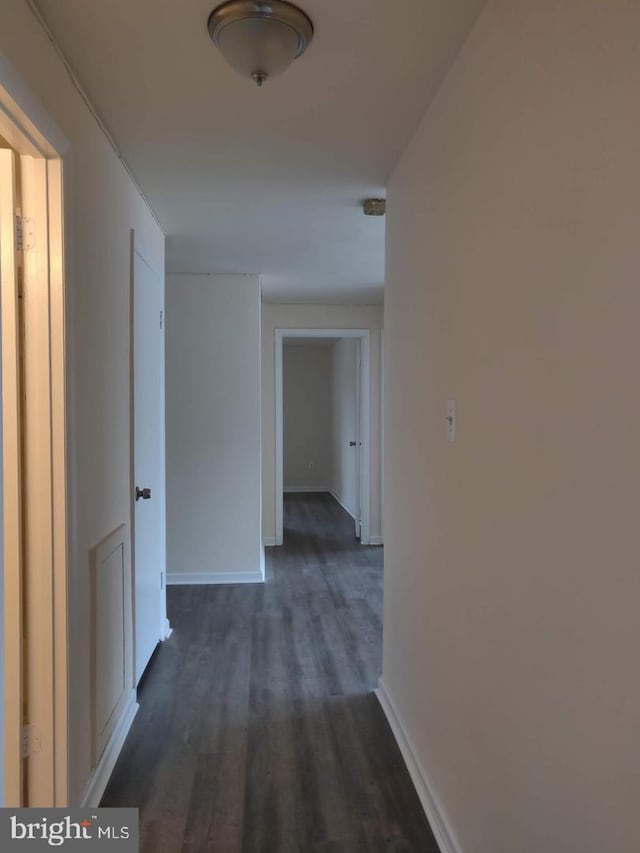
[80,690,138,808]
[284,486,331,493]
[369,535,384,546]
[328,489,356,520]
[167,570,264,585]
[162,618,173,640]
[376,679,461,853]
[263,535,277,547]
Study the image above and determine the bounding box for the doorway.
[275,328,371,545]
[0,88,68,806]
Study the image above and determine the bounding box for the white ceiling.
[35,0,485,303]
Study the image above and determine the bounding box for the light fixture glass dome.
[208,1,314,86]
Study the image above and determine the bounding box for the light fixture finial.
[208,0,314,86]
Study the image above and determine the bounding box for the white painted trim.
[0,75,69,807]
[360,333,371,544]
[0,50,68,157]
[80,691,138,809]
[284,486,331,493]
[0,147,24,808]
[328,489,356,520]
[162,619,173,641]
[368,536,384,546]
[274,330,284,546]
[89,524,133,772]
[167,571,265,586]
[376,679,462,853]
[263,536,277,547]
[275,328,372,547]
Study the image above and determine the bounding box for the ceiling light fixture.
[207,0,314,87]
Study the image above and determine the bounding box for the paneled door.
[132,239,165,684]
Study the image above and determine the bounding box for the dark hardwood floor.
[102,492,439,853]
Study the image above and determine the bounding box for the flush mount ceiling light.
[207,0,314,87]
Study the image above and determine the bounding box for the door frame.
[274,328,371,545]
[353,337,362,538]
[0,71,69,806]
[129,230,169,684]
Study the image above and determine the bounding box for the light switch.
[447,400,456,442]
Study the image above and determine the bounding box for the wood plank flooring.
[102,493,439,853]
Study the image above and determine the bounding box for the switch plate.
[447,400,456,442]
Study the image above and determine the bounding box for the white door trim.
[274,328,371,546]
[0,146,23,809]
[0,73,69,806]
[354,338,362,539]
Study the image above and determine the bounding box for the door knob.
[349,441,357,447]
[135,486,151,502]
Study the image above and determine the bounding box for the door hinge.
[15,215,34,252]
[160,571,165,590]
[22,724,41,759]
[159,309,164,330]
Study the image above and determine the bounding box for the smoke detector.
[363,198,386,216]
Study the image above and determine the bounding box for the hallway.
[102,493,437,852]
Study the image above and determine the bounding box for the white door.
[133,243,165,684]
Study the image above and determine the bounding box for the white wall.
[383,2,640,852]
[0,6,164,805]
[283,344,333,490]
[166,274,263,582]
[331,338,359,517]
[262,303,383,544]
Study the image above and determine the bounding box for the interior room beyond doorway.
[282,335,364,541]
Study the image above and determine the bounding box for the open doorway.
[275,328,371,546]
[0,83,68,806]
